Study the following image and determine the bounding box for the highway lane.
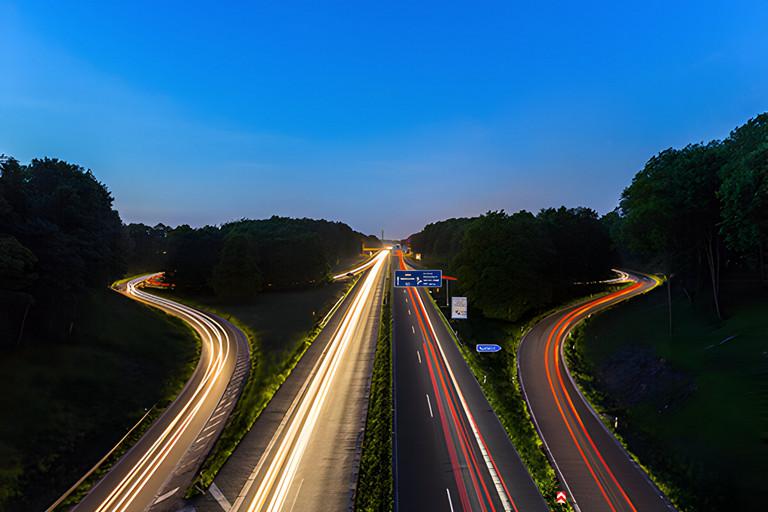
[218,249,389,512]
[72,275,249,512]
[518,272,675,512]
[393,251,547,512]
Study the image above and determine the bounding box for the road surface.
[518,272,675,512]
[198,249,389,512]
[393,251,547,512]
[72,275,249,512]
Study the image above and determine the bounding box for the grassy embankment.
[0,290,199,512]
[355,269,393,512]
[150,278,359,493]
[566,285,768,512]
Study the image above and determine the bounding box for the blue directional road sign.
[394,269,443,288]
[476,344,502,353]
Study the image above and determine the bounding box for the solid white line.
[426,394,434,418]
[446,488,455,512]
[209,482,232,511]
[417,350,421,364]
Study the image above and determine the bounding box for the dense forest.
[0,157,126,345]
[614,113,768,318]
[0,156,372,345]
[408,113,768,322]
[409,207,616,321]
[125,217,369,300]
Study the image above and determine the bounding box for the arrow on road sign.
[555,491,567,504]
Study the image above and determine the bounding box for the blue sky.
[1,1,767,237]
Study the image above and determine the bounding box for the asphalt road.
[393,251,547,512]
[72,275,249,512]
[199,250,389,512]
[518,272,675,512]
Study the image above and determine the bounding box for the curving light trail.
[519,271,673,512]
[74,274,244,512]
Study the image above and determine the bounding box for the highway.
[393,251,547,512]
[72,274,249,512]
[518,272,675,512]
[200,249,388,512]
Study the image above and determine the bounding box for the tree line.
[613,113,767,318]
[0,157,126,345]
[408,112,768,322]
[1,155,371,345]
[125,217,369,300]
[409,207,617,322]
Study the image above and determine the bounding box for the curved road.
[518,272,675,512]
[73,274,249,512]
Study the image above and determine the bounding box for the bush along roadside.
[422,291,568,511]
[187,275,361,495]
[565,320,686,511]
[355,268,393,512]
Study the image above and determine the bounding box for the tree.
[0,157,126,341]
[620,143,726,318]
[536,206,616,285]
[211,234,262,300]
[453,211,554,322]
[719,114,768,280]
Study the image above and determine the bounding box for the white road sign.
[451,296,468,319]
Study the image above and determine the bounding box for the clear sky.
[1,1,767,237]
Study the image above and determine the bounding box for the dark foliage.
[0,156,125,345]
[410,208,616,322]
[615,112,768,318]
[153,216,367,298]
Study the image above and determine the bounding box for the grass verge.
[0,289,199,512]
[355,270,393,512]
[565,284,768,511]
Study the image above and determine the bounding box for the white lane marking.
[287,478,305,512]
[415,289,513,511]
[209,481,232,511]
[153,486,179,504]
[195,430,216,444]
[210,410,227,421]
[408,309,411,316]
[426,394,434,418]
[446,488,455,512]
[417,350,422,364]
[204,419,222,432]
[411,325,416,334]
